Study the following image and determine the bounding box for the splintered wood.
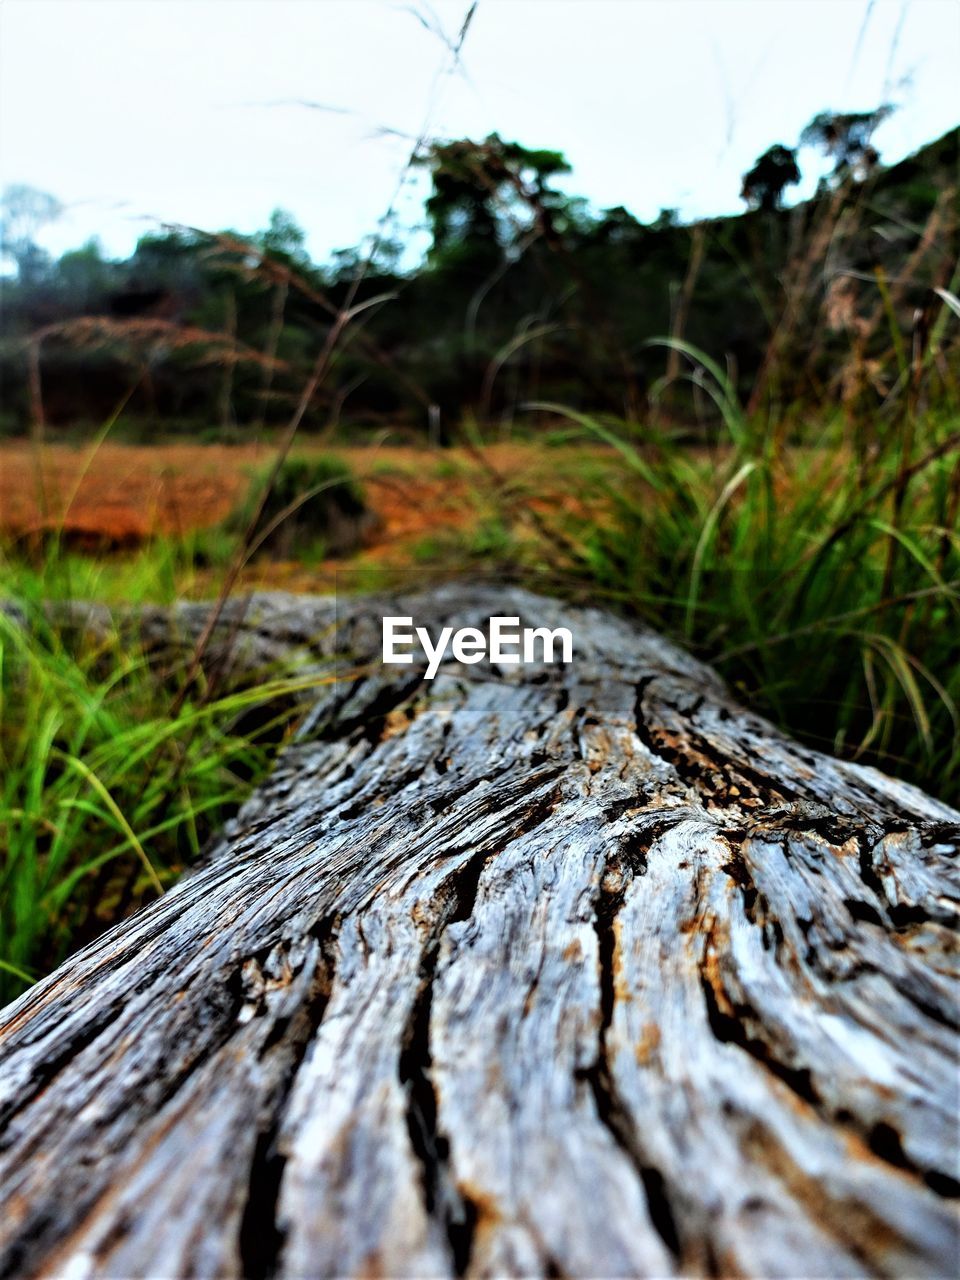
[0,588,957,1279]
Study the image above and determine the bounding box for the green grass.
[0,562,334,1006]
[10,533,234,606]
[529,371,960,805]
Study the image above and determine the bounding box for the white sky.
[1,0,957,266]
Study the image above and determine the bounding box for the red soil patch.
[0,441,599,571]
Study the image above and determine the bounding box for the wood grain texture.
[1,586,957,1280]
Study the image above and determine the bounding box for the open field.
[0,439,610,592]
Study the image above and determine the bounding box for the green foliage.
[55,239,111,311]
[257,207,309,266]
[0,125,955,434]
[801,105,895,181]
[740,145,801,212]
[543,362,960,804]
[0,563,325,1004]
[415,133,573,267]
[466,516,515,560]
[0,183,62,282]
[226,454,369,559]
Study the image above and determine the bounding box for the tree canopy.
[740,145,801,212]
[0,118,953,436]
[416,133,573,268]
[801,105,895,181]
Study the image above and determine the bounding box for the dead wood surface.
[1,586,958,1280]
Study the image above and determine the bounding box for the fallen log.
[1,586,957,1280]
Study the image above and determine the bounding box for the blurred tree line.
[0,112,956,440]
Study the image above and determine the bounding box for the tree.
[578,204,642,246]
[801,106,895,182]
[0,587,957,1279]
[0,184,63,284]
[127,228,206,298]
[56,239,112,312]
[740,145,801,212]
[416,133,573,268]
[257,208,309,267]
[652,206,681,229]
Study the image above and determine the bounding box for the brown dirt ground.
[0,441,607,588]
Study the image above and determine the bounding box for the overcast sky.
[1,0,957,266]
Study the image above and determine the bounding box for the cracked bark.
[0,586,957,1279]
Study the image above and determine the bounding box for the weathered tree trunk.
[1,587,958,1280]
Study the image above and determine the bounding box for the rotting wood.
[0,585,958,1280]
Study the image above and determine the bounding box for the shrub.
[225,454,376,559]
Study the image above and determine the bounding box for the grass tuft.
[0,565,332,1004]
[534,369,959,803]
